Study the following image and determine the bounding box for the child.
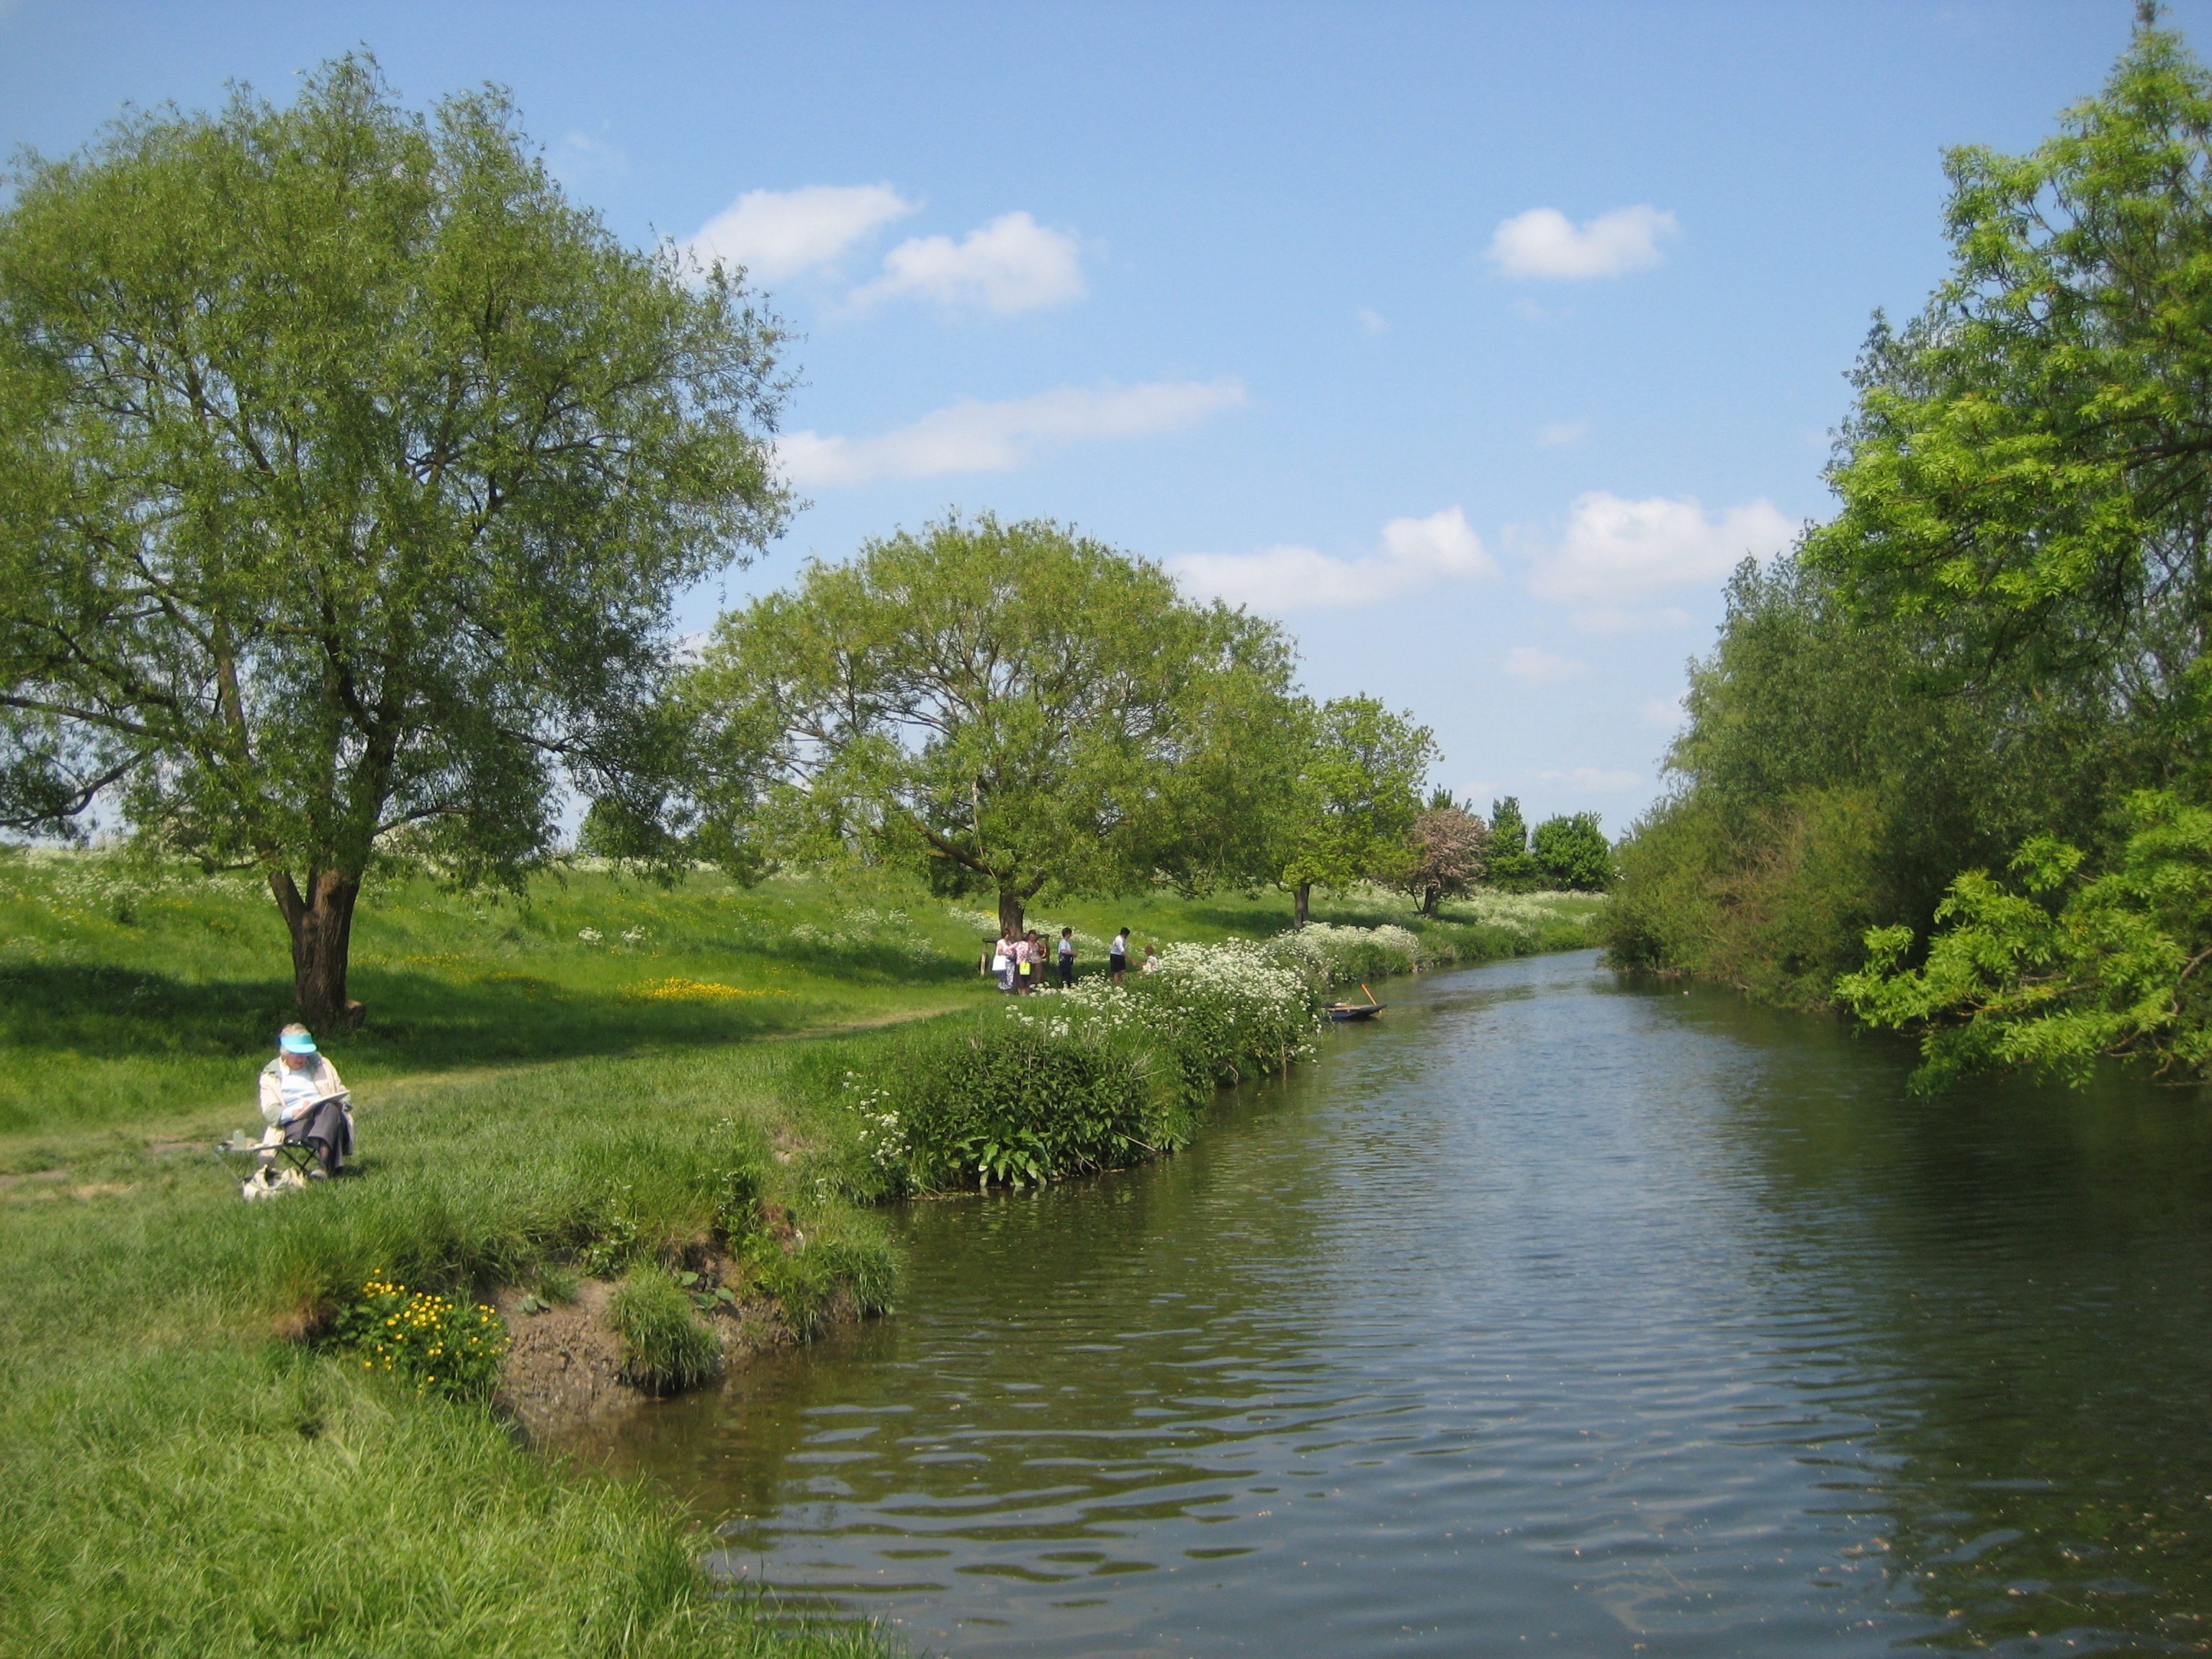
[1057,926,1076,987]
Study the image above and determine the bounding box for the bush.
[833,937,1318,1195]
[1602,786,1892,1005]
[327,1274,508,1401]
[608,1264,721,1394]
[1125,938,1321,1092]
[845,1002,1179,1192]
[1532,812,1614,891]
[1269,922,1425,986]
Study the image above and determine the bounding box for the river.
[575,950,2212,1656]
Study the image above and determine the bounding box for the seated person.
[258,1023,354,1178]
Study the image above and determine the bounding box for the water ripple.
[583,952,2212,1658]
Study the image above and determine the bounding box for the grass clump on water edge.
[611,1263,724,1393]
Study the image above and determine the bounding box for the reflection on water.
[574,950,2212,1657]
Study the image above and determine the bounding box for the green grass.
[0,849,1599,1656]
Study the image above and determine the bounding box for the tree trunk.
[271,868,367,1030]
[997,889,1025,937]
[1421,882,1439,917]
[1293,882,1310,929]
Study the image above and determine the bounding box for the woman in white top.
[257,1023,354,1177]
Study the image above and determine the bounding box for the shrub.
[1269,922,1425,987]
[1124,938,1321,1092]
[607,1264,721,1394]
[834,937,1320,1195]
[848,1003,1179,1193]
[328,1274,508,1401]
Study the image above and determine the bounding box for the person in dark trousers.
[258,1023,354,1177]
[1110,927,1130,985]
[1057,926,1076,987]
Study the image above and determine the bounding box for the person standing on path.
[1057,927,1076,987]
[1110,927,1130,986]
[993,928,1015,994]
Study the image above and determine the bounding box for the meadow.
[0,850,1599,1657]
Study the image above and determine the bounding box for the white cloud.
[1535,421,1588,447]
[1540,766,1642,792]
[851,210,1084,313]
[1501,646,1588,683]
[777,377,1245,487]
[1356,307,1388,335]
[1488,205,1678,280]
[1640,695,1688,730]
[686,184,917,282]
[1171,506,1495,613]
[1527,492,1794,605]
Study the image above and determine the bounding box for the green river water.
[576,950,2212,1656]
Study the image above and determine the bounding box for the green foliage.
[1280,696,1437,905]
[1807,21,2212,734]
[328,1274,508,1401]
[683,511,1295,929]
[840,1000,1185,1194]
[0,56,789,1022]
[1609,27,2212,1023]
[1838,791,2212,1090]
[740,1209,899,1341]
[608,1264,723,1394]
[1484,796,1542,891]
[1530,812,1613,891]
[1602,785,1897,1005]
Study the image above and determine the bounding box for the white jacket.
[258,1055,347,1128]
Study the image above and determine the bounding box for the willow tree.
[0,58,788,1025]
[682,513,1295,932]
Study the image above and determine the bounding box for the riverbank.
[0,852,1599,1656]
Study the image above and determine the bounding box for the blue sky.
[2,1,2195,830]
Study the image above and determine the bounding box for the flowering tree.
[1406,797,1489,914]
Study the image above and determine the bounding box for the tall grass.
[0,1342,883,1658]
[0,1039,902,1657]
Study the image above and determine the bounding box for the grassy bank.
[0,851,1597,1655]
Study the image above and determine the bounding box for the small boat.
[1325,983,1384,1022]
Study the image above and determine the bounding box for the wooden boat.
[1325,983,1384,1022]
